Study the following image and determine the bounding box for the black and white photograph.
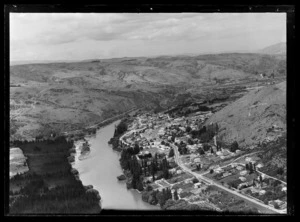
[5,4,295,216]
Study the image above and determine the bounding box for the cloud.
[9,13,286,61]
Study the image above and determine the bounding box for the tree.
[245,163,249,171]
[259,175,263,183]
[182,146,188,155]
[168,148,175,158]
[115,121,128,136]
[210,147,214,154]
[34,146,41,152]
[230,141,239,152]
[133,143,140,154]
[171,136,175,142]
[249,162,254,174]
[210,169,214,174]
[198,148,205,155]
[136,178,144,191]
[277,167,284,175]
[187,138,194,145]
[203,144,211,152]
[174,189,179,200]
[186,126,192,133]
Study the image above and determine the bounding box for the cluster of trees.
[179,105,211,116]
[198,143,212,156]
[142,188,173,207]
[245,162,256,174]
[9,136,101,214]
[120,149,172,190]
[177,142,188,155]
[168,148,175,158]
[230,141,239,152]
[190,123,219,143]
[113,120,128,137]
[10,180,101,214]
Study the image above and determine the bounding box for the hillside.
[10,53,286,140]
[206,81,286,149]
[258,42,286,55]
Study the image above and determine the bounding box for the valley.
[10,53,285,142]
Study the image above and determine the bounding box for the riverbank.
[10,148,29,178]
[71,119,160,210]
[9,137,102,214]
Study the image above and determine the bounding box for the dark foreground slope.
[9,137,101,214]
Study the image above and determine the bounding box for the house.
[256,163,264,168]
[259,190,266,195]
[176,170,183,175]
[216,151,222,156]
[193,182,202,188]
[231,163,238,167]
[268,201,275,208]
[190,188,202,195]
[238,182,249,189]
[282,187,287,192]
[215,168,224,174]
[279,202,287,209]
[222,149,231,156]
[245,157,252,162]
[222,172,231,178]
[240,170,247,176]
[236,166,243,171]
[239,177,246,182]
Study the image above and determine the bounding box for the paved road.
[172,144,285,214]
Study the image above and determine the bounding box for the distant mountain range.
[10,42,286,66]
[257,42,286,55]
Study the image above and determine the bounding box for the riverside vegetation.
[9,136,101,214]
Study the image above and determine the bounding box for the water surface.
[73,120,160,210]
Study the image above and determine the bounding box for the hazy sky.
[10,13,286,61]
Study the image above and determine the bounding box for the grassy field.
[167,173,193,184]
[205,185,276,214]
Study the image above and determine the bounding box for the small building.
[239,176,246,182]
[245,157,252,162]
[259,190,266,195]
[256,163,264,168]
[236,166,243,171]
[222,172,231,178]
[240,170,247,176]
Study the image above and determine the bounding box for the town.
[111,107,287,213]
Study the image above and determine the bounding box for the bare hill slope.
[258,42,286,55]
[206,81,286,149]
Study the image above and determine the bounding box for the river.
[72,120,160,210]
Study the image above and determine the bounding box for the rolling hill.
[206,81,286,149]
[10,53,286,140]
[258,42,286,55]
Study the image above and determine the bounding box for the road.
[172,144,285,214]
[63,107,139,135]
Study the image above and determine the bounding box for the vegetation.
[9,137,101,214]
[168,148,175,158]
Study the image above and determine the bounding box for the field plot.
[167,173,193,184]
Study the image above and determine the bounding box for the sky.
[10,13,286,62]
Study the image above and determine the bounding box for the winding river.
[73,120,160,210]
